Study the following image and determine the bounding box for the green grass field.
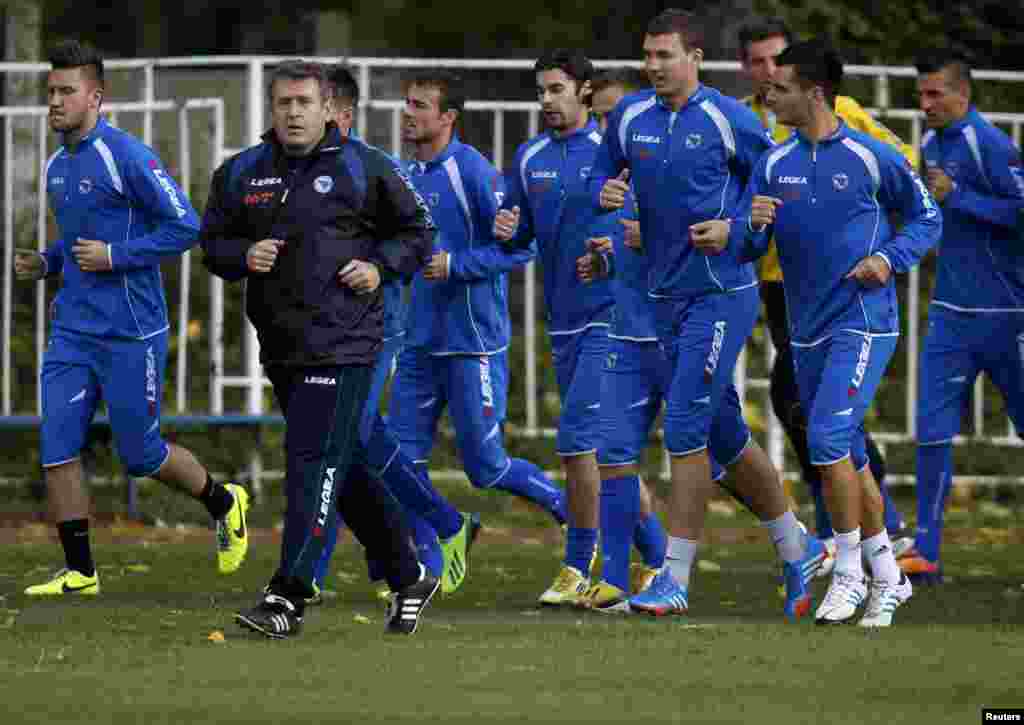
[1,512,1022,725]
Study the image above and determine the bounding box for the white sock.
[665,537,698,588]
[863,530,901,584]
[834,528,862,578]
[762,510,804,564]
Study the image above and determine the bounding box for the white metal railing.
[2,57,1024,488]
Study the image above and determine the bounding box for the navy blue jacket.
[200,124,435,367]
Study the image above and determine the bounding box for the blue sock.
[808,476,834,539]
[565,526,599,576]
[313,513,344,587]
[915,444,953,562]
[493,458,567,525]
[600,475,640,591]
[633,511,667,569]
[878,477,906,534]
[378,450,463,539]
[410,514,443,578]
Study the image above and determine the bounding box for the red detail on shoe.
[792,595,811,618]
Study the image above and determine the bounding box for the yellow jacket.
[741,95,918,282]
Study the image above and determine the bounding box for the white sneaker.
[815,571,868,625]
[858,573,912,628]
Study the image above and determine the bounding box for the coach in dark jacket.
[201,60,436,639]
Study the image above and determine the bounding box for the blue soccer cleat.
[628,567,688,616]
[783,535,828,620]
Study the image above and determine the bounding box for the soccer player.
[899,52,1024,583]
[716,40,941,625]
[388,70,569,560]
[582,69,759,611]
[591,10,828,619]
[737,16,913,555]
[201,60,438,637]
[310,64,479,599]
[15,40,249,597]
[565,67,671,610]
[493,50,624,605]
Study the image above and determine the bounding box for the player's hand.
[846,254,891,288]
[690,219,731,255]
[750,196,783,229]
[422,251,449,281]
[620,218,642,250]
[338,259,381,294]
[246,239,285,273]
[14,249,45,281]
[72,238,112,272]
[493,207,520,241]
[926,167,954,203]
[599,168,630,210]
[576,237,611,284]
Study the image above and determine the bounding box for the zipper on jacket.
[664,111,678,166]
[811,147,818,205]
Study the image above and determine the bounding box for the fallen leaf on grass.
[123,564,151,574]
[207,630,225,643]
[977,502,1013,520]
[697,560,722,573]
[966,566,996,578]
[721,600,737,607]
[353,614,372,624]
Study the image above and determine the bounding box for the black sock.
[57,519,94,576]
[199,474,235,520]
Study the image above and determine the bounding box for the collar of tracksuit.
[260,121,345,165]
[936,106,979,138]
[61,116,109,152]
[653,83,710,113]
[792,119,849,147]
[543,118,602,148]
[408,134,465,173]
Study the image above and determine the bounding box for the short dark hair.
[591,68,647,96]
[776,39,844,108]
[915,50,973,91]
[48,40,104,87]
[646,8,705,52]
[737,17,793,59]
[327,64,360,107]
[267,60,330,102]
[535,49,595,101]
[404,69,465,116]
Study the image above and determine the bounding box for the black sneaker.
[386,570,440,635]
[236,593,303,639]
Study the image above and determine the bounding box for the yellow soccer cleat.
[439,512,482,594]
[538,565,589,607]
[629,563,658,595]
[578,580,631,614]
[24,568,99,596]
[216,483,250,574]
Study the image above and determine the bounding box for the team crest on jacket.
[314,175,334,194]
[428,192,440,207]
[579,166,592,180]
[685,133,702,149]
[832,173,849,191]
[79,178,93,194]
